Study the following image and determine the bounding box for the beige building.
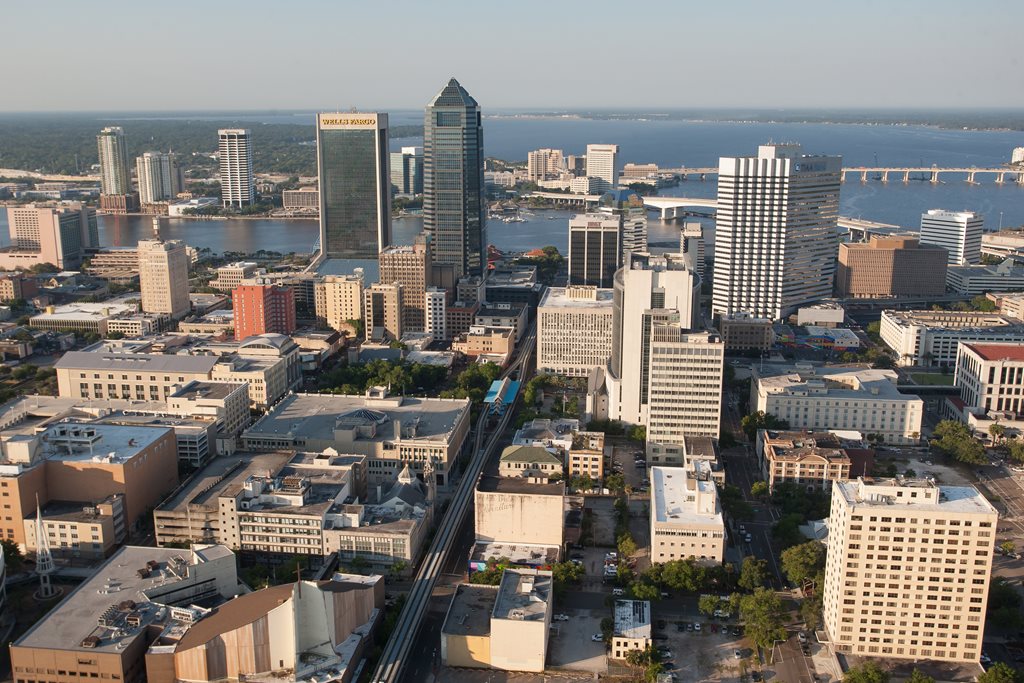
[1,204,98,270]
[836,236,948,298]
[22,495,125,560]
[379,236,432,333]
[757,430,851,493]
[649,466,725,564]
[537,285,614,377]
[474,475,565,548]
[567,431,606,481]
[498,445,562,478]
[880,309,1024,367]
[56,351,220,401]
[315,274,365,332]
[441,569,552,672]
[453,325,514,363]
[954,342,1024,414]
[282,186,320,210]
[719,312,773,352]
[611,599,651,660]
[823,477,997,662]
[137,239,190,318]
[209,261,260,291]
[364,282,403,341]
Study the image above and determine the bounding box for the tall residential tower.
[97,126,138,213]
[218,129,255,208]
[316,112,391,259]
[136,152,183,206]
[423,78,486,279]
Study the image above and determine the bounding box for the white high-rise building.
[920,209,984,266]
[527,148,564,181]
[585,144,619,191]
[606,252,701,426]
[646,326,724,447]
[218,129,255,208]
[136,152,183,205]
[823,477,996,663]
[97,126,131,196]
[712,144,842,321]
[137,238,190,318]
[425,287,448,341]
[538,285,614,377]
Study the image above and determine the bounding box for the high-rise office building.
[315,274,364,332]
[680,222,705,278]
[97,127,131,196]
[137,239,190,318]
[232,284,296,340]
[645,326,724,446]
[568,213,620,287]
[390,146,423,196]
[364,283,403,341]
[136,152,183,206]
[379,234,432,333]
[712,143,842,321]
[598,189,647,255]
[823,477,996,663]
[919,209,984,267]
[585,144,619,192]
[425,287,448,341]
[218,129,255,208]
[423,78,486,279]
[606,252,701,426]
[527,148,565,181]
[0,204,97,270]
[317,112,391,259]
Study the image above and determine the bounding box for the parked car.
[694,622,702,632]
[612,588,624,596]
[554,613,569,621]
[734,650,743,659]
[798,631,808,644]
[592,633,604,642]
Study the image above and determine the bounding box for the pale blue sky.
[3,0,1021,111]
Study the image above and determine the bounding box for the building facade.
[568,213,619,287]
[364,283,403,341]
[712,144,842,320]
[138,239,190,318]
[880,309,1024,367]
[390,145,423,195]
[823,478,996,662]
[527,148,564,181]
[645,327,725,446]
[538,286,614,377]
[920,209,984,266]
[649,466,725,564]
[218,129,255,208]
[317,112,391,259]
[97,126,131,196]
[232,284,296,340]
[315,274,364,331]
[423,78,486,279]
[718,312,774,351]
[757,430,851,492]
[954,342,1024,414]
[379,235,432,333]
[1,204,98,270]
[585,144,618,191]
[135,152,183,206]
[836,236,949,298]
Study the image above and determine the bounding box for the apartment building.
[379,237,432,333]
[537,286,614,377]
[232,284,296,340]
[823,477,996,662]
[880,309,1024,367]
[757,429,851,493]
[649,466,725,564]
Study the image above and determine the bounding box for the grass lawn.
[911,372,955,386]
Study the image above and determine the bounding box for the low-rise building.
[611,599,651,660]
[880,309,1024,367]
[474,302,528,342]
[282,186,320,210]
[537,285,614,376]
[453,325,514,364]
[29,301,140,335]
[208,261,261,291]
[498,445,562,478]
[441,568,553,673]
[21,495,125,560]
[752,363,924,444]
[718,312,773,352]
[947,260,1024,295]
[567,430,606,482]
[178,309,234,335]
[954,342,1024,414]
[757,429,852,493]
[649,466,725,564]
[475,475,565,549]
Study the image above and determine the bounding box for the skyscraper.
[97,127,131,196]
[218,129,255,208]
[390,146,423,196]
[136,152,183,206]
[568,213,620,288]
[712,143,842,321]
[919,209,984,266]
[585,144,619,192]
[527,148,564,181]
[317,112,391,259]
[423,78,486,279]
[137,238,190,318]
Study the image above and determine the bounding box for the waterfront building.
[232,284,296,339]
[423,78,486,279]
[585,143,618,192]
[982,230,1024,260]
[946,260,1024,295]
[527,148,564,181]
[537,286,614,377]
[712,144,842,320]
[135,151,183,206]
[622,163,659,179]
[920,209,984,266]
[315,273,365,331]
[379,234,432,332]
[0,204,98,270]
[649,466,724,564]
[880,309,1024,366]
[390,145,424,195]
[836,235,948,298]
[138,238,190,318]
[97,126,138,213]
[823,477,996,662]
[218,128,255,208]
[317,112,391,259]
[751,364,924,444]
[281,186,319,210]
[568,213,619,287]
[364,282,403,341]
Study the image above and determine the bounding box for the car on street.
[554,614,569,621]
[686,623,694,632]
[612,588,624,596]
[752,672,763,681]
[744,533,753,543]
[981,653,992,665]
[659,650,674,659]
[676,622,686,632]
[591,634,604,642]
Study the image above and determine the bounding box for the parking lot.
[651,616,759,682]
[546,601,609,673]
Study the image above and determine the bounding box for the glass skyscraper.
[423,79,486,279]
[316,112,391,260]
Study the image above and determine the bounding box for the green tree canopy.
[930,420,986,464]
[906,669,936,683]
[739,588,787,650]
[780,541,827,586]
[843,661,890,683]
[977,662,1024,683]
[741,411,789,439]
[738,556,770,592]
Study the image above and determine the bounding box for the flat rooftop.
[962,342,1024,362]
[170,380,242,401]
[755,365,914,401]
[685,436,718,460]
[614,600,651,640]
[493,569,551,622]
[883,309,1024,330]
[25,421,172,465]
[477,474,565,496]
[55,351,219,374]
[539,286,615,309]
[157,451,294,513]
[471,542,559,566]
[836,477,998,515]
[14,545,223,654]
[243,392,470,445]
[651,466,722,527]
[442,584,498,638]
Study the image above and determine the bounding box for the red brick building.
[232,284,296,340]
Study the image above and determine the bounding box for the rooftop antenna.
[35,495,58,599]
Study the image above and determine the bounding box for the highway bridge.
[369,322,537,683]
[841,166,1024,184]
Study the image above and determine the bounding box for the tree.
[750,481,769,499]
[780,541,827,586]
[1001,540,1017,556]
[630,580,661,601]
[628,425,647,443]
[990,423,1007,444]
[801,591,823,631]
[1009,439,1024,464]
[930,420,986,465]
[907,670,936,683]
[605,473,626,493]
[699,593,723,617]
[989,576,1024,630]
[618,533,638,559]
[871,354,896,369]
[1,538,24,571]
[739,588,787,650]
[551,560,584,587]
[977,662,1023,683]
[740,411,789,439]
[772,513,807,548]
[738,556,770,591]
[843,661,890,683]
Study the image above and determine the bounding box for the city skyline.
[2,1,1021,112]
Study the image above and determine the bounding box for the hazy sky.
[4,0,1022,112]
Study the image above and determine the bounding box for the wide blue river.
[2,116,1022,255]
